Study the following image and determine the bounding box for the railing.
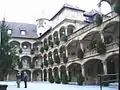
[67,41,119,61]
[84,41,119,58]
[106,41,119,51]
[68,11,118,41]
[97,73,119,90]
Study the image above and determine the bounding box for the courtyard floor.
[0,81,118,90]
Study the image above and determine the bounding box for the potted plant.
[94,13,103,26]
[97,41,106,54]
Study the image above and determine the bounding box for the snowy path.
[0,81,118,90]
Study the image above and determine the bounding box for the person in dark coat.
[23,71,28,88]
[16,72,21,88]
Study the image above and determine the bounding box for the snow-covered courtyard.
[0,81,118,90]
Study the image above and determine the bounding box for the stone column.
[31,71,33,82]
[80,42,84,51]
[99,31,104,43]
[66,69,69,81]
[6,74,9,81]
[81,65,85,77]
[65,27,67,36]
[81,65,87,85]
[20,43,22,48]
[66,48,68,57]
[102,61,107,75]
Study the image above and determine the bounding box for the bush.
[97,41,106,54]
[61,35,68,42]
[40,47,44,53]
[55,75,61,84]
[19,48,22,54]
[44,45,49,51]
[61,73,68,84]
[94,13,103,26]
[54,39,60,45]
[50,41,54,48]
[18,61,23,69]
[77,48,84,59]
[30,62,35,68]
[77,75,84,85]
[48,72,54,83]
[113,3,120,15]
[48,58,54,65]
[44,60,48,67]
[54,56,60,64]
[30,49,35,54]
[63,54,68,63]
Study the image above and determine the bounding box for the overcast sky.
[0,0,111,24]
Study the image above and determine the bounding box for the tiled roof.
[0,21,38,39]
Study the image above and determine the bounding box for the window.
[8,29,12,34]
[20,30,26,35]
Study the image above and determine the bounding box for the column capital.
[102,61,107,64]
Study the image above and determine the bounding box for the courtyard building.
[4,4,119,85]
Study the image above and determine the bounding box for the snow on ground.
[0,81,118,90]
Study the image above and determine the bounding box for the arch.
[83,59,104,84]
[59,45,66,55]
[81,31,100,41]
[67,24,75,36]
[9,40,20,48]
[102,21,119,44]
[21,56,31,68]
[8,70,19,81]
[48,68,54,83]
[81,31,101,52]
[66,40,80,58]
[33,69,42,81]
[43,69,47,81]
[48,35,53,45]
[21,41,31,49]
[105,53,119,74]
[21,70,31,81]
[102,21,119,33]
[21,56,31,61]
[59,26,66,40]
[48,51,54,65]
[67,63,82,82]
[53,67,60,83]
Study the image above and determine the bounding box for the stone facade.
[6,5,119,85]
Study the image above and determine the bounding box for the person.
[16,72,21,88]
[23,71,28,88]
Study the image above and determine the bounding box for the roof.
[0,21,38,39]
[50,4,85,20]
[36,27,52,40]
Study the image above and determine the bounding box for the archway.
[83,59,103,85]
[102,21,119,45]
[60,65,68,84]
[33,69,42,81]
[21,70,31,81]
[8,70,19,81]
[106,54,119,74]
[53,67,60,83]
[67,63,82,82]
[21,56,31,69]
[22,41,31,50]
[43,69,47,81]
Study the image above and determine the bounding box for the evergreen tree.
[0,19,17,80]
